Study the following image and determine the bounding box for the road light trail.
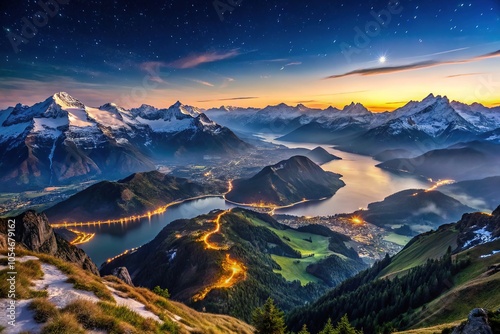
[194,210,247,301]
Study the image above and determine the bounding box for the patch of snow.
[480,250,500,259]
[464,227,498,249]
[0,300,42,334]
[0,122,31,142]
[33,263,100,308]
[115,138,129,145]
[107,286,161,323]
[18,256,40,263]
[32,117,67,137]
[271,164,285,172]
[86,107,131,130]
[67,108,95,128]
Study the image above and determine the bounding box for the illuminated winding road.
[194,210,247,301]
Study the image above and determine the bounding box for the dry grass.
[63,299,118,332]
[0,259,46,299]
[394,321,462,334]
[28,298,59,323]
[40,313,86,334]
[0,249,253,334]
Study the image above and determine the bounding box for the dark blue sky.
[1,0,499,110]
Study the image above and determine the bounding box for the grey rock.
[112,267,134,286]
[452,308,493,334]
[0,211,99,275]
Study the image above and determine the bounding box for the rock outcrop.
[452,308,493,334]
[112,267,134,286]
[0,211,99,275]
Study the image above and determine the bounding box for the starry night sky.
[1,0,499,111]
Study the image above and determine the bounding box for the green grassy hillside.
[378,225,459,278]
[100,208,365,322]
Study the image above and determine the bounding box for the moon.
[379,56,387,64]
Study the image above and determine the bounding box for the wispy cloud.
[446,72,483,78]
[168,49,240,69]
[139,61,169,83]
[325,50,500,79]
[190,79,214,87]
[197,96,258,102]
[280,62,302,70]
[401,47,471,60]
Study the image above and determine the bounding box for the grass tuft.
[40,313,86,334]
[28,298,59,323]
[0,260,47,299]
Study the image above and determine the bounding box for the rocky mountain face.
[112,267,134,286]
[454,205,500,252]
[0,92,250,191]
[225,155,345,206]
[0,210,98,275]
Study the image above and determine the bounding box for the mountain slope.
[225,156,345,206]
[0,251,255,333]
[376,141,500,181]
[0,92,250,191]
[44,171,223,223]
[356,189,475,234]
[100,208,365,322]
[286,206,500,334]
[440,176,500,211]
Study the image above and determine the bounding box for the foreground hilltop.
[0,211,254,333]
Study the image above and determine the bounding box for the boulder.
[452,308,493,334]
[112,267,134,286]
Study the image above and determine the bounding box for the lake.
[73,137,430,266]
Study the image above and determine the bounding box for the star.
[379,56,387,64]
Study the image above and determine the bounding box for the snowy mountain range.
[0,92,249,191]
[206,94,500,154]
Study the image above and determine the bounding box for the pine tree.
[298,324,311,334]
[335,314,362,334]
[252,298,287,334]
[319,319,336,334]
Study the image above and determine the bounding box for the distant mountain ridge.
[0,92,250,191]
[206,94,500,155]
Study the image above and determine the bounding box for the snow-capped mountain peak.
[168,101,201,117]
[52,92,85,109]
[342,102,371,116]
